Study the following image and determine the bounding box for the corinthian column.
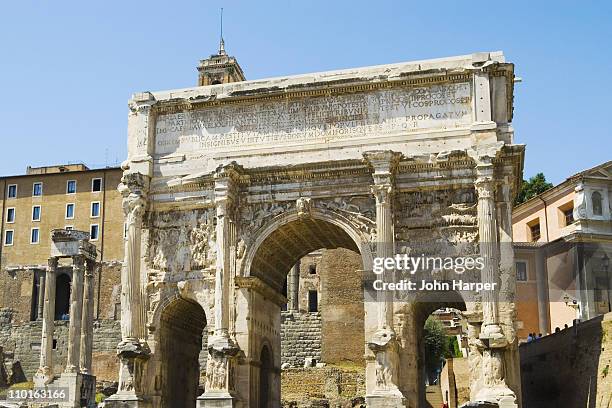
[475,162,504,341]
[199,165,241,407]
[363,151,404,407]
[107,171,151,401]
[34,257,58,386]
[80,260,96,374]
[473,158,517,407]
[65,255,85,373]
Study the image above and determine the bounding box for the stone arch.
[241,207,374,291]
[395,290,469,408]
[158,296,207,408]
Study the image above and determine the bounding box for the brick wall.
[520,312,612,408]
[319,248,365,366]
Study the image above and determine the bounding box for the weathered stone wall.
[0,317,121,382]
[281,367,365,407]
[319,248,364,366]
[280,311,321,367]
[95,262,123,320]
[520,312,612,408]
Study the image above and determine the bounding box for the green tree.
[424,317,449,384]
[515,173,553,205]
[448,336,462,358]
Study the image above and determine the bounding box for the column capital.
[371,183,393,205]
[72,254,86,271]
[128,91,156,115]
[119,172,149,226]
[47,257,58,271]
[363,150,401,181]
[214,163,243,217]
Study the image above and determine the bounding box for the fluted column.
[34,257,58,385]
[372,183,394,329]
[120,175,147,342]
[475,162,503,339]
[65,255,85,373]
[363,151,404,406]
[199,165,241,407]
[213,171,237,337]
[80,260,96,374]
[111,171,151,399]
[473,159,517,406]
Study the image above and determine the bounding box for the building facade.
[513,161,612,338]
[0,164,125,382]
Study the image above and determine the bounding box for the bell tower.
[197,10,245,86]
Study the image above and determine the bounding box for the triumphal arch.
[103,51,524,408]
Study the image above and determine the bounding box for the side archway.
[159,297,207,408]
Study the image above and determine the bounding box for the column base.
[365,392,406,408]
[33,366,55,387]
[474,386,517,408]
[197,391,236,408]
[101,394,152,408]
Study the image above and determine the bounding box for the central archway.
[240,210,372,407]
[159,298,207,408]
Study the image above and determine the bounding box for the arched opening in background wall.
[259,345,272,408]
[160,298,207,408]
[412,291,467,408]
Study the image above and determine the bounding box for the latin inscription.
[155,82,472,156]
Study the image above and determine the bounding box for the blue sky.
[1,1,610,184]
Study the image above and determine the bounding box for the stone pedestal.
[197,392,237,408]
[198,335,239,408]
[102,340,151,407]
[365,394,406,408]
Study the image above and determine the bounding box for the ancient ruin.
[103,51,525,408]
[32,229,98,407]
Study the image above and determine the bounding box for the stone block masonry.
[281,366,366,407]
[520,312,612,408]
[281,311,322,367]
[0,315,121,382]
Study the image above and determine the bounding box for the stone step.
[425,384,444,408]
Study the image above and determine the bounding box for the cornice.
[151,73,473,115]
[235,276,288,306]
